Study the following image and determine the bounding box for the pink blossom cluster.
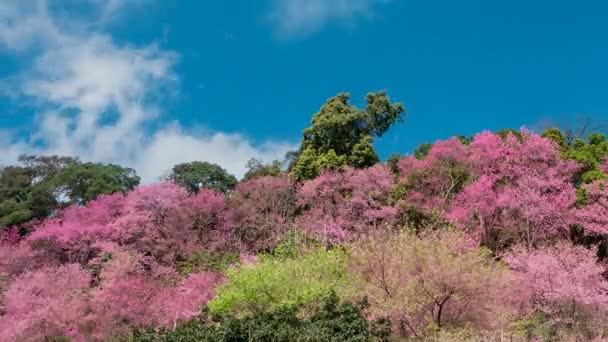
[1,129,608,339]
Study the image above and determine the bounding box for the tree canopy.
[242,158,283,181]
[289,92,405,181]
[0,155,139,229]
[167,161,237,193]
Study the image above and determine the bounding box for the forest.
[1,92,608,341]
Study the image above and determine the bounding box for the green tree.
[0,199,32,227]
[18,155,78,178]
[0,155,140,230]
[290,92,405,181]
[289,146,320,181]
[542,128,608,191]
[167,161,237,194]
[0,155,81,225]
[413,142,433,160]
[48,162,140,204]
[386,153,401,175]
[349,135,379,168]
[496,128,522,140]
[243,158,283,181]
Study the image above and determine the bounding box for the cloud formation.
[270,0,390,38]
[0,1,293,183]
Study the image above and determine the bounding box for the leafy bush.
[135,293,390,342]
[208,248,346,316]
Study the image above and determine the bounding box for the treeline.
[1,92,608,341]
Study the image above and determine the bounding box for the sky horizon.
[1,0,607,183]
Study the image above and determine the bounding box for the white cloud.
[0,1,293,183]
[270,0,390,38]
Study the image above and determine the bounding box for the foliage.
[290,92,405,181]
[243,158,283,181]
[167,161,237,194]
[396,137,471,217]
[136,293,389,342]
[505,243,608,340]
[207,248,346,317]
[26,182,234,267]
[446,130,579,251]
[176,250,239,275]
[346,230,514,339]
[0,264,91,341]
[386,153,401,175]
[573,180,608,235]
[542,128,608,187]
[297,164,397,244]
[0,155,139,230]
[228,175,298,252]
[413,142,433,159]
[5,125,608,341]
[48,162,140,204]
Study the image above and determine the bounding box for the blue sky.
[1,0,608,182]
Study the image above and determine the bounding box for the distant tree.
[495,128,522,140]
[457,135,473,145]
[242,158,283,181]
[0,155,138,229]
[538,114,608,145]
[18,154,79,178]
[49,162,140,204]
[167,161,237,193]
[290,92,405,181]
[541,127,567,148]
[543,128,608,185]
[413,142,433,160]
[386,153,401,175]
[0,162,59,226]
[0,166,34,202]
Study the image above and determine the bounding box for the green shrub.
[135,293,390,342]
[208,248,346,317]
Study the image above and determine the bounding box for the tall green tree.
[290,92,405,181]
[168,161,237,193]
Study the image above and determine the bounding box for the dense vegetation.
[1,92,608,341]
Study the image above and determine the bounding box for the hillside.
[1,94,608,341]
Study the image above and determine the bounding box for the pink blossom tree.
[396,137,471,215]
[574,180,608,235]
[297,164,397,244]
[0,264,91,341]
[447,130,579,251]
[228,175,297,252]
[86,250,221,337]
[505,243,608,338]
[150,271,223,329]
